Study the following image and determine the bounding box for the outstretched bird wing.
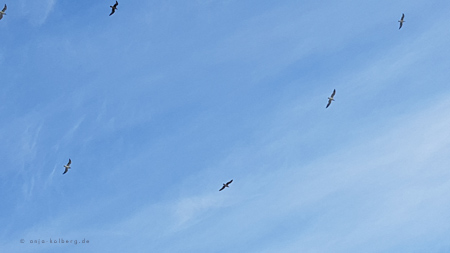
[326,89,335,108]
[226,179,233,185]
[399,14,404,29]
[109,1,118,16]
[219,185,226,191]
[67,159,71,166]
[0,4,5,20]
[63,167,69,175]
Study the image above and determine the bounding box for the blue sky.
[2,0,450,252]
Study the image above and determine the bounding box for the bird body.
[110,1,118,16]
[63,159,72,175]
[326,89,336,108]
[0,4,7,20]
[219,180,233,191]
[398,13,405,29]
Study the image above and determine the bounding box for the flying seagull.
[326,89,336,108]
[63,159,72,175]
[398,13,405,29]
[0,4,7,20]
[109,1,118,16]
[219,179,233,191]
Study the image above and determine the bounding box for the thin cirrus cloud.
[14,83,450,253]
[17,0,56,26]
[153,97,450,253]
[74,95,450,253]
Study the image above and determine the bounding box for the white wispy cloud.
[19,0,57,26]
[41,93,447,253]
[173,193,227,228]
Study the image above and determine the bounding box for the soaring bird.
[109,1,118,16]
[398,13,405,29]
[219,180,233,191]
[63,159,72,175]
[326,89,336,108]
[0,4,7,20]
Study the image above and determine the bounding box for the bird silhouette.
[398,13,405,29]
[63,159,72,175]
[0,4,7,20]
[326,89,336,108]
[219,180,233,191]
[110,1,118,16]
